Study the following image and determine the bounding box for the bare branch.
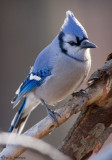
[0,133,71,160]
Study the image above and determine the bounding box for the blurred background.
[0,0,112,156]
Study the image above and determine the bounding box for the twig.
[0,133,71,160]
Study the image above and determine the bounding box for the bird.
[9,11,96,134]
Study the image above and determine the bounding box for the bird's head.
[58,11,96,61]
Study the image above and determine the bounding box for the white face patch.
[62,33,88,61]
[63,34,78,57]
[29,73,41,81]
[63,34,77,43]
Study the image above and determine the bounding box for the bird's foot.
[40,99,61,123]
[47,108,60,123]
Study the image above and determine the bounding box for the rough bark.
[60,53,112,160]
[60,106,112,160]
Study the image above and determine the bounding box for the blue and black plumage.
[9,10,96,134]
[12,68,52,107]
[10,68,52,133]
[9,98,26,132]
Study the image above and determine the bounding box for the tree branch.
[0,54,112,160]
[60,55,112,160]
[0,133,71,160]
[60,106,112,160]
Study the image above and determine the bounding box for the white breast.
[35,50,91,105]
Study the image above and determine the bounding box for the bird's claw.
[47,109,60,123]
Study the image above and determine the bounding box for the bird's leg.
[40,99,60,123]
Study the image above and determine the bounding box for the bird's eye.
[68,41,76,46]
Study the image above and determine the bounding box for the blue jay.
[9,11,96,134]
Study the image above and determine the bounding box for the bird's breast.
[35,54,91,105]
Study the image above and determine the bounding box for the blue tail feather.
[9,125,14,132]
[9,98,26,133]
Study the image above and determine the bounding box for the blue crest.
[61,11,88,40]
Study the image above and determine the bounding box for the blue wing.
[12,68,52,107]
